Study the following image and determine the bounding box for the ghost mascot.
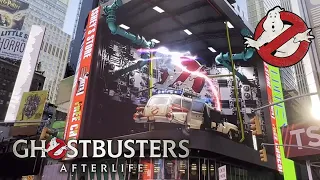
[244,6,314,57]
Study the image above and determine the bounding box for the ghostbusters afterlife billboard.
[0,0,29,30]
[64,6,264,151]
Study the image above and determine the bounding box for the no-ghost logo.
[43,137,68,159]
[244,6,314,67]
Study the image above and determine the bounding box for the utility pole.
[253,92,319,112]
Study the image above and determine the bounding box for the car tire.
[227,130,234,140]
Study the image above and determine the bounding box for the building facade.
[69,0,99,69]
[0,59,45,121]
[22,0,69,29]
[18,2,72,104]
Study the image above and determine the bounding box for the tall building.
[0,59,45,120]
[286,0,320,120]
[20,0,72,104]
[22,0,69,29]
[246,0,265,28]
[69,0,99,69]
[247,0,300,94]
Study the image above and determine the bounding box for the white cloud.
[310,0,320,5]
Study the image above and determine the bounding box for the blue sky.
[63,0,81,35]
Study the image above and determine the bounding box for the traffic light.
[39,127,56,140]
[259,147,268,162]
[249,116,262,136]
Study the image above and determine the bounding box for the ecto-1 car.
[133,90,239,140]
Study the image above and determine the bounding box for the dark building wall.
[69,0,99,70]
[0,59,45,121]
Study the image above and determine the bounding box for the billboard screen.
[0,0,29,30]
[14,90,48,126]
[5,25,45,122]
[263,63,296,179]
[64,6,264,146]
[0,28,28,60]
[281,122,320,158]
[64,7,100,141]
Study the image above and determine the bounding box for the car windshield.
[191,101,205,112]
[148,97,169,105]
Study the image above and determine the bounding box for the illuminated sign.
[264,63,296,179]
[64,6,101,141]
[281,123,320,158]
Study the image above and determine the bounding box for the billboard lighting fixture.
[119,24,130,30]
[208,47,216,53]
[151,39,160,43]
[224,21,234,29]
[184,29,192,35]
[153,6,165,13]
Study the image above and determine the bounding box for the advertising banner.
[5,25,45,122]
[0,28,28,60]
[14,90,48,126]
[0,0,29,30]
[281,122,320,158]
[263,62,296,179]
[64,6,101,141]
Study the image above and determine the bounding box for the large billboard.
[14,90,48,126]
[264,63,296,179]
[64,7,100,141]
[5,25,45,122]
[64,6,262,145]
[281,122,320,158]
[0,0,29,30]
[0,28,28,60]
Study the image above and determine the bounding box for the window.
[177,160,188,179]
[164,159,176,179]
[44,42,48,52]
[148,97,169,105]
[48,44,52,54]
[191,101,205,112]
[55,48,59,57]
[189,158,199,180]
[0,100,4,104]
[52,46,56,56]
[182,100,192,109]
[63,50,67,60]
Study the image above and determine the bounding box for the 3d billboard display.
[64,7,263,146]
[0,0,29,30]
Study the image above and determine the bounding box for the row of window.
[68,157,275,180]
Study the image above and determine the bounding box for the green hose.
[225,23,245,143]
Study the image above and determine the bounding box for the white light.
[151,39,160,43]
[311,105,320,120]
[153,6,165,13]
[184,29,192,35]
[311,95,320,121]
[157,47,170,54]
[225,21,234,28]
[208,47,216,53]
[119,24,130,30]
